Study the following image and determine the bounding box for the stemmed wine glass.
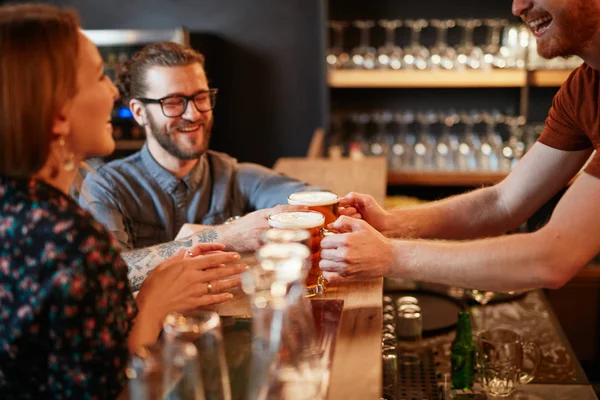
[349,112,371,157]
[436,111,460,171]
[429,19,457,70]
[403,19,429,70]
[377,19,404,70]
[414,111,437,171]
[478,111,504,172]
[326,21,350,69]
[505,115,527,169]
[456,19,484,70]
[482,19,509,69]
[502,23,529,69]
[350,20,377,69]
[456,111,478,171]
[390,111,416,171]
[370,111,392,157]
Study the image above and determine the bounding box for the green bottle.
[451,311,476,390]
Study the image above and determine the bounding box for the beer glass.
[287,191,340,226]
[268,211,326,296]
[262,228,311,247]
[127,341,204,400]
[476,328,540,397]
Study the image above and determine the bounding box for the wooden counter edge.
[324,278,383,400]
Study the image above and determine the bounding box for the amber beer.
[268,211,325,296]
[287,191,340,225]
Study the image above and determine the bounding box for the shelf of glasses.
[328,70,527,88]
[529,69,575,87]
[387,171,507,186]
[114,139,145,150]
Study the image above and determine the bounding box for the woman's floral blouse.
[0,177,137,399]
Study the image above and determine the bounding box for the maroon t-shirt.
[539,63,600,178]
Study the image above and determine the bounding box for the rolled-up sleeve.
[236,163,323,210]
[79,172,133,250]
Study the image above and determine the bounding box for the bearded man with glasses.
[79,42,322,291]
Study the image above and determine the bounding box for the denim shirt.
[79,145,318,250]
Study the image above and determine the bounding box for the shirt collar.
[140,144,205,193]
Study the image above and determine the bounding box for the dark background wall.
[2,0,328,167]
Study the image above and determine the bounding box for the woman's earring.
[58,138,75,172]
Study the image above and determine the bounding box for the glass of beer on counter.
[287,191,340,225]
[268,211,326,296]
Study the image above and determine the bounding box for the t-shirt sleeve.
[538,66,593,151]
[47,227,137,398]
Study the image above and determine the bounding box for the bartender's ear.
[130,99,147,126]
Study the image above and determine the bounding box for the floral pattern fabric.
[0,177,137,399]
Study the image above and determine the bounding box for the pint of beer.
[268,211,325,296]
[287,191,340,225]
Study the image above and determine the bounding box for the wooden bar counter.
[213,276,384,400]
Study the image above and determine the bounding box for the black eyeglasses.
[137,89,218,118]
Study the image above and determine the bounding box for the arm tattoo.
[121,229,218,290]
[195,229,218,243]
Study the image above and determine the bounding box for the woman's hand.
[129,245,247,349]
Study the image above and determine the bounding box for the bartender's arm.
[320,143,598,292]
[340,143,592,240]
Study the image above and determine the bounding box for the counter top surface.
[213,255,383,400]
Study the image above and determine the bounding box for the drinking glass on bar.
[287,191,340,226]
[127,342,204,400]
[477,328,540,397]
[162,311,232,400]
[268,211,326,296]
[396,304,423,365]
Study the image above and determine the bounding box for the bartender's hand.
[218,205,308,252]
[337,192,392,234]
[320,216,396,280]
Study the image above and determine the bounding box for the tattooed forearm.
[157,238,192,259]
[196,229,218,243]
[122,229,219,290]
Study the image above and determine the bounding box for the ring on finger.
[185,250,193,257]
[207,282,213,294]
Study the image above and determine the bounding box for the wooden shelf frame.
[328,69,527,88]
[529,69,574,87]
[328,69,574,89]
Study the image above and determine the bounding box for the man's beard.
[145,111,212,160]
[537,0,600,59]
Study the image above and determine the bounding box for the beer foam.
[268,211,325,229]
[287,191,339,206]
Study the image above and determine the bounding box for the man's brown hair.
[116,41,205,104]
